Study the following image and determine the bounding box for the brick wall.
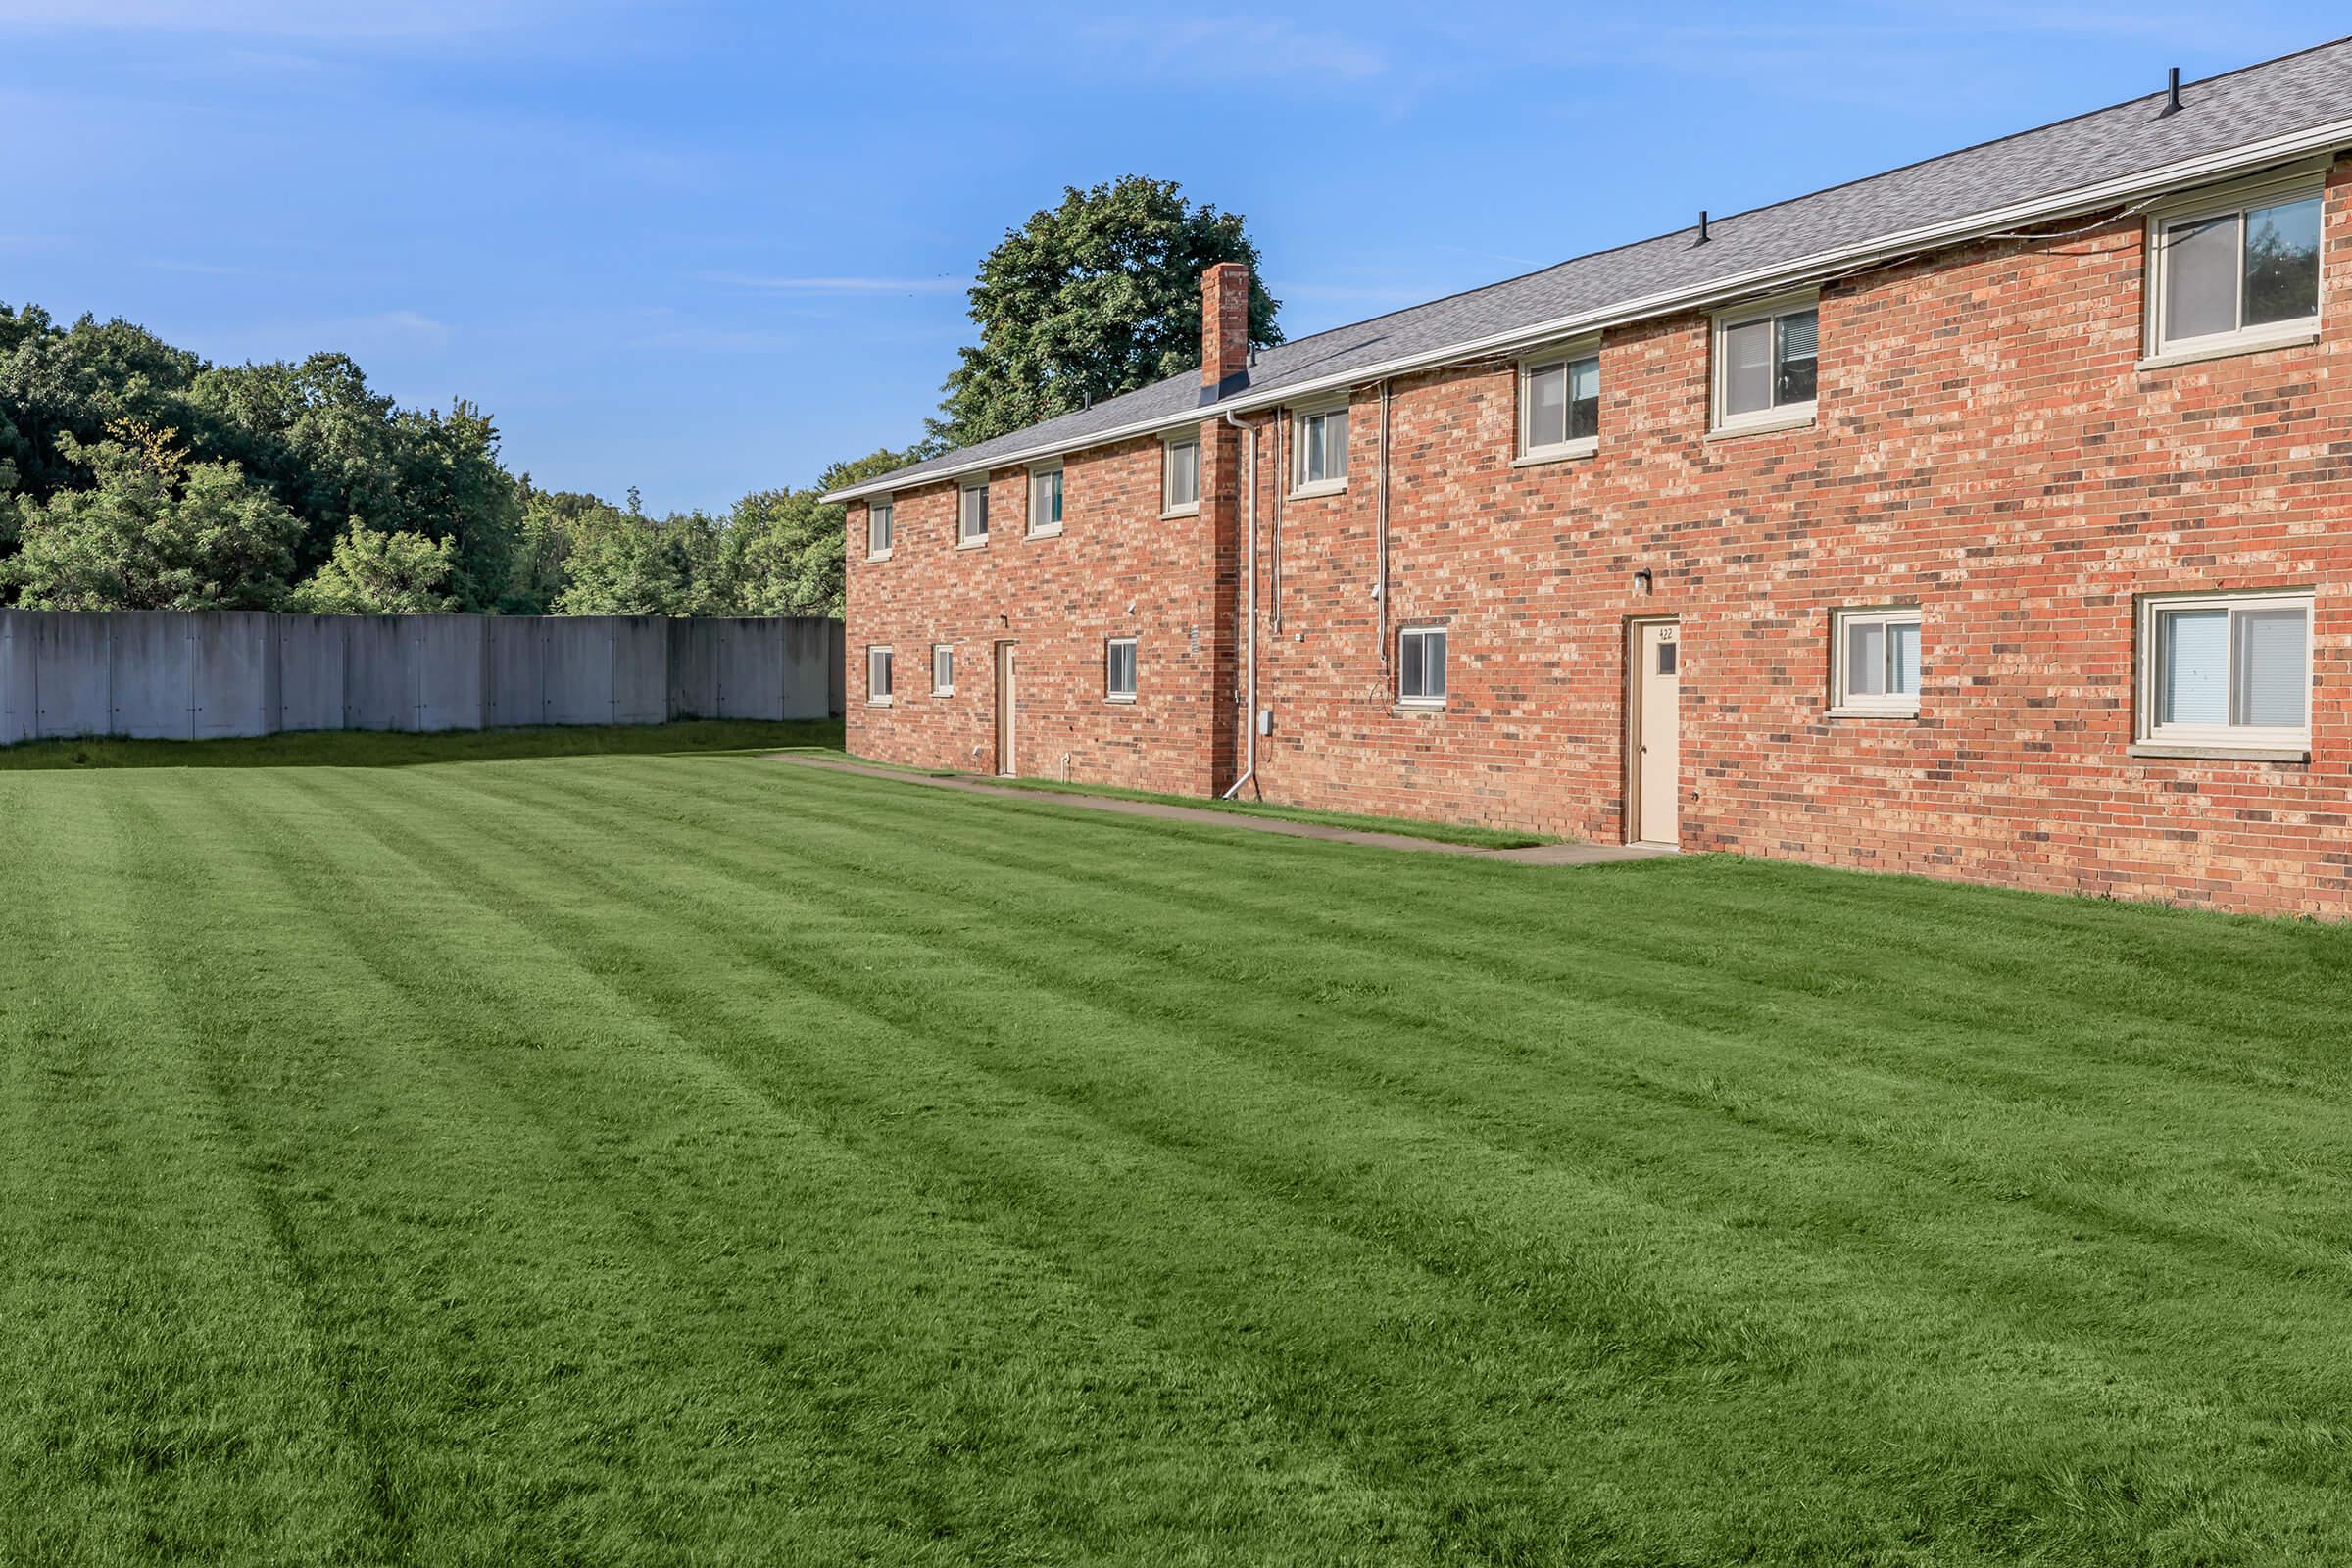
[851,160,2352,916]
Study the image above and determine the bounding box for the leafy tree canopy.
[930,176,1281,447]
[5,419,301,612]
[288,521,460,614]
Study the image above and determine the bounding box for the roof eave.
[822,113,2352,505]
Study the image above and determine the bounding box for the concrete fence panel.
[339,616,414,732]
[29,612,112,741]
[412,616,488,732]
[612,616,669,725]
[713,618,787,720]
[0,614,32,745]
[108,612,193,739]
[780,617,838,721]
[191,612,276,740]
[276,616,348,734]
[0,609,839,746]
[538,616,620,727]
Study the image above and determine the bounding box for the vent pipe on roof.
[1696,210,1710,245]
[2160,65,2182,117]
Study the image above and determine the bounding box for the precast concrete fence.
[0,612,844,745]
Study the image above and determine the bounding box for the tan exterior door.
[994,642,1017,776]
[1630,619,1680,846]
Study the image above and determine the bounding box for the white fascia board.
[822,117,2352,504]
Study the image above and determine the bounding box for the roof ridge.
[1251,34,2352,368]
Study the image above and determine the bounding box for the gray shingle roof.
[833,37,2352,500]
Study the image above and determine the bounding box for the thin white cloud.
[700,272,967,295]
[1069,14,1387,85]
[140,257,254,276]
[0,0,554,36]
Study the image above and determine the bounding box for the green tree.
[701,446,931,618]
[5,419,300,611]
[0,304,208,504]
[550,494,698,616]
[289,521,460,613]
[931,176,1281,447]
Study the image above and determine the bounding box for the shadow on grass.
[0,720,846,771]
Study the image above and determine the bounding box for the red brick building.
[831,43,2352,916]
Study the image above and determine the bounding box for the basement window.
[1028,463,1063,536]
[1162,436,1200,515]
[1831,607,1922,717]
[958,479,989,546]
[866,498,893,559]
[1517,345,1599,462]
[2148,172,2324,361]
[931,644,954,697]
[1292,401,1349,495]
[1398,625,1446,708]
[866,646,894,707]
[2135,589,2311,756]
[1105,637,1138,702]
[1713,293,1818,434]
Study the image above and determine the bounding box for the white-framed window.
[865,646,893,707]
[958,478,989,546]
[1518,344,1600,462]
[1397,625,1446,707]
[931,644,954,697]
[1831,607,1923,717]
[865,498,894,559]
[1713,293,1818,434]
[2147,171,2325,361]
[1028,462,1063,536]
[1162,436,1200,515]
[1105,637,1138,702]
[2136,589,2312,753]
[1292,401,1349,494]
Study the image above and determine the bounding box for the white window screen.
[2165,216,2240,343]
[1723,318,1774,416]
[2234,608,2307,728]
[1399,628,1446,703]
[1527,363,1567,450]
[1164,441,1198,509]
[2158,609,2230,726]
[960,484,988,540]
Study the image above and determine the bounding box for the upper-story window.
[2137,589,2311,755]
[866,498,893,559]
[1162,436,1200,515]
[1028,463,1063,536]
[958,478,989,546]
[1293,401,1349,495]
[1518,344,1600,462]
[1714,294,1818,434]
[2149,172,2324,361]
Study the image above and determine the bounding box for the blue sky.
[2,3,2341,513]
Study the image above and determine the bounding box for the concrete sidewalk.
[765,755,1675,866]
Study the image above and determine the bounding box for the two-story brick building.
[830,41,2352,916]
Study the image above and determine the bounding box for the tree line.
[0,175,1281,617]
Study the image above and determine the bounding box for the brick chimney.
[1200,261,1250,398]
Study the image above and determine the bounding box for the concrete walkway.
[765,755,1675,866]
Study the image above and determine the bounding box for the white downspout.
[1221,407,1258,800]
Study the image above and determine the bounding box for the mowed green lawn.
[6,735,2352,1566]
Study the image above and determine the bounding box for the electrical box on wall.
[1257,709,1274,736]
